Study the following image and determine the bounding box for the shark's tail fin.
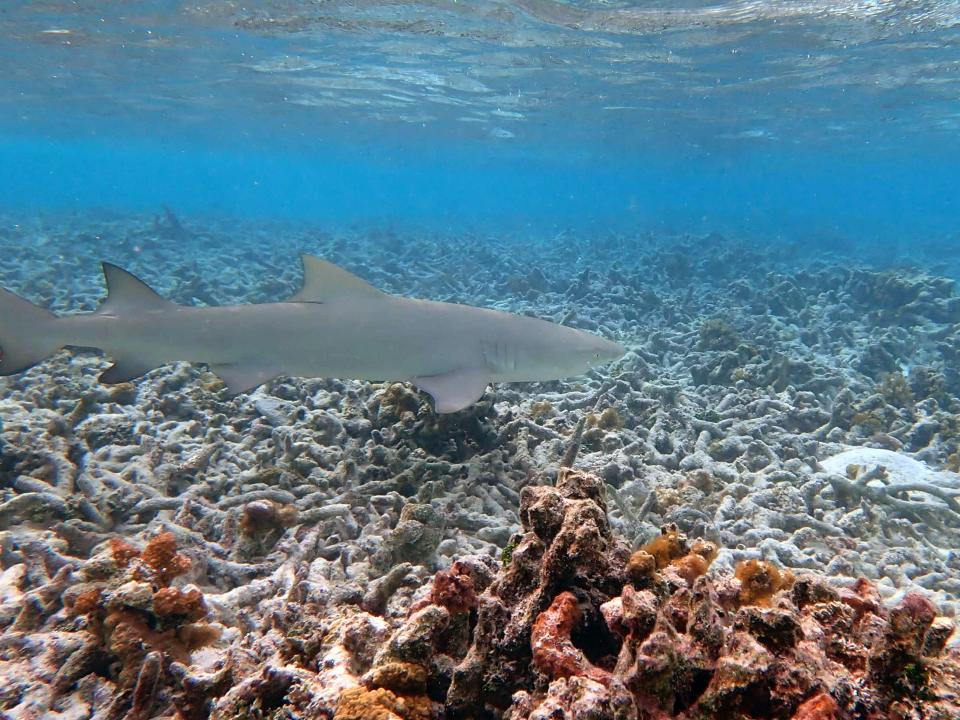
[0,287,61,375]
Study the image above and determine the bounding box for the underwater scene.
[1,1,960,719]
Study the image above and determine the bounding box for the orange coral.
[334,686,432,720]
[630,529,717,588]
[153,587,208,621]
[671,554,711,587]
[690,538,719,564]
[641,524,688,569]
[139,531,192,586]
[735,559,794,607]
[626,550,657,587]
[668,538,718,586]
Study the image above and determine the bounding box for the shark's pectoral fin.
[412,368,490,414]
[99,358,157,384]
[210,364,277,397]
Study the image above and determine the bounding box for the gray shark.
[0,256,626,412]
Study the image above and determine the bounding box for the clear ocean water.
[3,5,960,719]
[2,0,958,244]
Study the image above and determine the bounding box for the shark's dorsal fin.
[287,255,385,303]
[98,263,175,315]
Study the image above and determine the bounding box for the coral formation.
[444,468,959,720]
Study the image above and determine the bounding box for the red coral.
[837,576,883,620]
[791,692,839,719]
[139,531,192,586]
[429,562,478,615]
[109,538,140,568]
[71,588,103,616]
[868,592,938,694]
[531,592,610,686]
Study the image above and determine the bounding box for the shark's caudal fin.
[0,287,62,375]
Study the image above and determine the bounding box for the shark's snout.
[577,334,627,371]
[599,337,627,362]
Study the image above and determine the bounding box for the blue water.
[1,1,958,244]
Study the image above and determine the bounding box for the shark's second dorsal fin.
[98,263,175,315]
[287,255,385,303]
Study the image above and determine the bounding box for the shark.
[0,256,626,413]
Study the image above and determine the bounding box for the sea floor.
[0,211,958,718]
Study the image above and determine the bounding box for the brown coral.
[153,586,208,621]
[429,562,478,616]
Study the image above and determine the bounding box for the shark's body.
[0,256,625,412]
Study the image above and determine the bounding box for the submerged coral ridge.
[0,213,959,717]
